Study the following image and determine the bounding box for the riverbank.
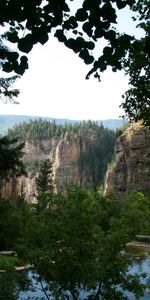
[126,235,150,258]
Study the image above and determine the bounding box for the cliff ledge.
[105,123,150,196]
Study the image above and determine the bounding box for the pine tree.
[0,136,26,181]
[36,159,54,193]
[35,159,55,212]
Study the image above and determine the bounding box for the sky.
[0,4,142,121]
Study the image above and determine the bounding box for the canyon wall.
[104,123,150,196]
[2,129,114,202]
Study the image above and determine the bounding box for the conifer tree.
[36,159,54,193]
[0,136,26,181]
[35,159,55,211]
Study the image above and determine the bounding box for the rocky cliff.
[104,123,150,196]
[2,128,114,202]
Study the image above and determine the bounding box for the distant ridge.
[0,115,126,134]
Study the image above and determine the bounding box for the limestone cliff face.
[3,130,105,202]
[104,123,150,196]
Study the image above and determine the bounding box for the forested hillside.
[7,119,114,140]
[4,120,115,198]
[0,115,126,134]
[0,115,77,134]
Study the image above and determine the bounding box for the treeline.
[6,119,113,140]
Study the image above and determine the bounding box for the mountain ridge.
[0,115,126,134]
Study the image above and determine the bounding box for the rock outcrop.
[2,129,114,202]
[104,123,150,196]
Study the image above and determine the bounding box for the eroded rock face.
[22,135,84,201]
[104,123,150,196]
[2,130,112,202]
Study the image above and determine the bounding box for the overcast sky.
[0,5,142,121]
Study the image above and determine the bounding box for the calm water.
[19,258,150,300]
[127,258,150,299]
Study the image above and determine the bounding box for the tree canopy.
[36,159,55,211]
[6,118,113,139]
[15,187,150,299]
[0,136,26,181]
[0,0,149,123]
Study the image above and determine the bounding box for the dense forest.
[6,119,114,139]
[0,178,150,299]
[0,115,126,134]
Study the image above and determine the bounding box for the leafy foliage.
[15,187,150,299]
[0,0,136,76]
[0,194,32,300]
[0,0,149,123]
[0,34,20,103]
[121,0,150,126]
[0,270,29,300]
[0,172,150,299]
[0,76,20,103]
[0,195,29,251]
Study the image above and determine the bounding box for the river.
[19,257,150,300]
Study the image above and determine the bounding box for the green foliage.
[36,159,54,193]
[0,136,26,181]
[115,122,130,137]
[121,0,150,126]
[0,271,29,300]
[0,196,32,300]
[6,119,113,140]
[78,125,115,185]
[36,159,55,212]
[123,191,150,235]
[0,255,20,272]
[0,188,149,299]
[15,187,150,299]
[0,0,149,123]
[0,0,136,77]
[0,194,32,251]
